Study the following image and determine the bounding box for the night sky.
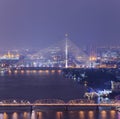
[0,0,120,49]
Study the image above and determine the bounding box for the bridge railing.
[0,99,119,106]
[34,99,65,104]
[68,99,95,104]
[0,99,30,104]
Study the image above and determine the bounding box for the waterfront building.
[0,52,20,67]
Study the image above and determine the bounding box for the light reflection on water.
[3,112,8,119]
[0,70,119,119]
[8,70,59,75]
[7,70,61,76]
[56,112,63,119]
[88,111,94,119]
[12,112,18,119]
[79,111,85,119]
[110,110,116,119]
[0,110,118,119]
[37,112,42,119]
[100,110,107,119]
[31,110,36,119]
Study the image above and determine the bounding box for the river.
[0,69,119,119]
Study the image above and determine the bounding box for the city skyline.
[0,1,120,117]
[0,0,120,49]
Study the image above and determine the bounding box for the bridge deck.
[0,103,119,106]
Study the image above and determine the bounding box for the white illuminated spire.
[65,34,68,68]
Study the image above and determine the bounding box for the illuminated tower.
[65,34,68,68]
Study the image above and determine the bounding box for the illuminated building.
[0,51,20,60]
[0,52,20,67]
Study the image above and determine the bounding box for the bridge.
[10,37,89,69]
[0,99,119,111]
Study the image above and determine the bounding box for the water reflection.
[58,70,62,74]
[21,70,24,74]
[110,110,116,119]
[38,70,43,73]
[0,110,118,119]
[51,70,55,73]
[12,112,18,119]
[26,70,30,74]
[0,69,119,119]
[7,69,56,76]
[3,112,8,119]
[88,111,94,119]
[8,70,12,74]
[100,110,107,119]
[0,113,3,119]
[14,70,18,74]
[23,112,30,119]
[31,110,36,119]
[45,70,49,73]
[37,112,42,119]
[79,111,85,119]
[56,112,63,119]
[32,70,37,73]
